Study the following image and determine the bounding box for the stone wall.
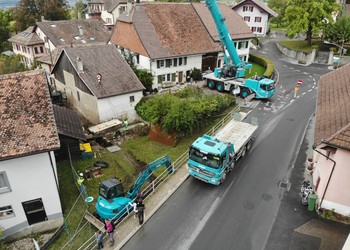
[276,43,350,66]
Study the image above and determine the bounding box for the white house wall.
[150,55,202,89]
[97,91,143,122]
[0,152,63,239]
[54,71,100,124]
[35,27,56,52]
[235,6,269,36]
[313,148,350,215]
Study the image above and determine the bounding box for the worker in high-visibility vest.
[77,173,85,192]
[294,85,299,98]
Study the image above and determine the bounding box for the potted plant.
[306,157,314,174]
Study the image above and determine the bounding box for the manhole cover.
[261,194,272,201]
[279,182,288,189]
[243,201,255,209]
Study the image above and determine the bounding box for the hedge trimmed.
[249,53,274,78]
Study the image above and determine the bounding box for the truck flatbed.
[203,72,246,86]
[214,120,257,154]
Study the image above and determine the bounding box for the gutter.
[314,148,336,210]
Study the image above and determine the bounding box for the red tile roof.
[192,3,254,41]
[315,64,350,150]
[0,70,60,160]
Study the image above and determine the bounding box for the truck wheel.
[240,89,250,99]
[216,82,224,92]
[220,171,227,184]
[241,146,247,158]
[246,139,252,151]
[207,80,216,90]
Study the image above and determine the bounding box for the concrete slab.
[106,145,121,153]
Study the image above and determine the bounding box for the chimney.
[78,26,83,36]
[76,57,83,72]
[127,0,132,15]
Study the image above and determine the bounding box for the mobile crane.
[95,155,173,220]
[203,0,275,99]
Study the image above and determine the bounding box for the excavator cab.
[99,178,125,202]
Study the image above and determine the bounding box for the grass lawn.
[51,101,238,249]
[246,62,266,78]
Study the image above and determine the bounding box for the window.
[255,17,261,22]
[173,58,177,67]
[0,172,11,193]
[130,96,135,103]
[136,54,139,64]
[77,91,80,101]
[0,205,14,220]
[244,16,250,22]
[34,47,38,54]
[171,73,176,81]
[184,57,187,65]
[157,60,165,68]
[106,18,112,24]
[179,58,182,66]
[22,198,47,225]
[243,6,248,11]
[158,75,165,83]
[249,6,254,12]
[166,59,172,67]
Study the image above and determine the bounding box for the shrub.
[135,87,236,134]
[249,54,274,78]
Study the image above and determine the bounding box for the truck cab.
[188,135,235,185]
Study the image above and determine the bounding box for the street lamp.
[324,40,346,68]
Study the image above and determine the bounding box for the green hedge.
[249,53,274,78]
[136,87,236,134]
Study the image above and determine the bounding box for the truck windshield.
[261,84,275,91]
[189,147,221,169]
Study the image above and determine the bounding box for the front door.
[178,71,183,83]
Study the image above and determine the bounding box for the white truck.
[187,114,257,185]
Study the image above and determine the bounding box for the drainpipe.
[48,151,60,194]
[314,148,336,210]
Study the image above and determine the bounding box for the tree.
[71,0,87,19]
[0,9,14,52]
[133,68,154,92]
[324,15,350,48]
[268,0,287,27]
[0,54,27,75]
[284,0,341,46]
[14,0,69,32]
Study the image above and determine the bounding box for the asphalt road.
[121,35,332,250]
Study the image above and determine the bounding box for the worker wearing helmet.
[77,173,85,192]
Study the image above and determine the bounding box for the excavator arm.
[126,155,173,199]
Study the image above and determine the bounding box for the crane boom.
[205,0,242,67]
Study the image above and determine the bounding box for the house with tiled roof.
[110,2,254,90]
[232,0,278,37]
[7,26,45,68]
[8,19,111,71]
[51,44,145,124]
[312,63,350,216]
[53,105,85,161]
[0,70,63,240]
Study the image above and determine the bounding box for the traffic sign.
[297,79,303,85]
